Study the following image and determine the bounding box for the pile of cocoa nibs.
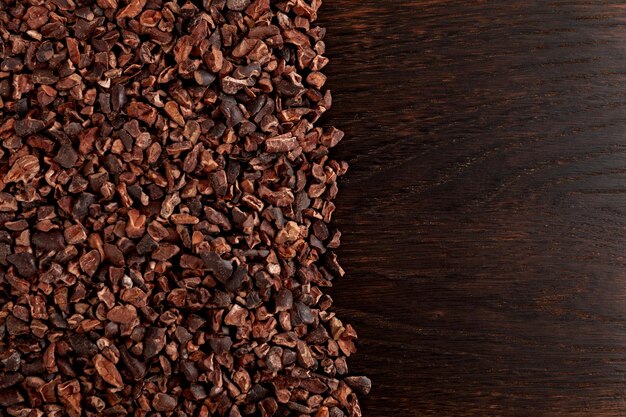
[0,0,370,416]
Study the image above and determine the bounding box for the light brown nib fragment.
[117,0,146,19]
[93,354,124,389]
[5,155,39,183]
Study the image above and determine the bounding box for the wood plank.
[319,1,626,415]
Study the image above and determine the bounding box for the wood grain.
[318,1,626,416]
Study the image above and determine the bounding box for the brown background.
[318,1,626,416]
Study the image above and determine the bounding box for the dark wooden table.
[318,1,626,415]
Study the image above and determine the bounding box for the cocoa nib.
[32,231,66,252]
[0,193,18,212]
[7,252,37,278]
[15,118,45,136]
[0,388,23,406]
[345,376,373,396]
[57,380,82,417]
[54,144,79,169]
[143,327,166,359]
[69,334,98,357]
[153,393,177,412]
[5,155,40,183]
[93,354,124,388]
[120,347,147,380]
[200,250,233,283]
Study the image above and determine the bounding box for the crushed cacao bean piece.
[93,354,124,389]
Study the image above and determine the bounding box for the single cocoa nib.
[344,376,372,396]
[275,288,293,312]
[68,334,98,357]
[0,244,9,266]
[119,347,147,380]
[164,101,185,125]
[0,387,24,406]
[194,70,216,86]
[117,0,147,19]
[54,144,79,169]
[32,231,66,252]
[126,209,146,239]
[111,84,127,111]
[265,134,299,153]
[209,336,233,355]
[227,0,250,11]
[152,243,179,260]
[5,155,40,184]
[2,353,20,373]
[189,384,207,400]
[7,252,37,278]
[200,250,233,282]
[259,185,295,207]
[160,193,180,218]
[143,327,166,359]
[136,234,158,255]
[72,193,96,219]
[294,302,315,324]
[220,96,244,127]
[175,326,193,344]
[14,118,45,136]
[97,0,118,9]
[126,101,157,125]
[36,42,54,62]
[107,305,138,324]
[153,393,177,412]
[93,354,124,388]
[57,380,82,417]
[0,193,17,212]
[0,0,366,415]
[102,154,124,174]
[221,76,248,94]
[1,57,23,72]
[64,224,87,244]
[80,250,101,277]
[103,244,125,267]
[210,170,229,198]
[180,360,199,381]
[6,316,29,335]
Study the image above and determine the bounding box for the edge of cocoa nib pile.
[0,0,371,416]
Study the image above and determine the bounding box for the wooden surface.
[318,1,626,416]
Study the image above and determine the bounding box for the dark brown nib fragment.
[0,0,366,416]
